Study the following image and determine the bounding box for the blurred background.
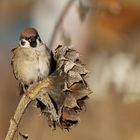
[1,0,140,139]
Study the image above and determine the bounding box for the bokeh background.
[1,0,140,139]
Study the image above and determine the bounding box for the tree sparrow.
[11,28,51,94]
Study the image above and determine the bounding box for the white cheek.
[20,39,30,48]
[36,38,42,47]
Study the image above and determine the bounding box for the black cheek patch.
[30,40,37,48]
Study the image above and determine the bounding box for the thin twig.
[49,0,75,49]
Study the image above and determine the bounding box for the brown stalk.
[5,79,51,140]
[49,0,75,49]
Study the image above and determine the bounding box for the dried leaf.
[64,61,75,73]
[37,90,58,120]
[63,107,80,120]
[70,83,92,100]
[54,45,69,60]
[64,49,80,62]
[68,71,83,87]
[71,63,88,75]
[64,94,78,108]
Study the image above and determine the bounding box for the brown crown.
[20,27,39,39]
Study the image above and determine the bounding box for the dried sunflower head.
[36,45,92,130]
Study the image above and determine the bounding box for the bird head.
[19,28,42,48]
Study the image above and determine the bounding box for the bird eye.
[20,40,25,46]
[19,39,30,48]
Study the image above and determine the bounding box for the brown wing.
[11,47,17,52]
[11,47,25,95]
[11,47,19,80]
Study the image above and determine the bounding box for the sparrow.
[11,27,51,94]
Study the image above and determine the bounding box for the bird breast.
[12,45,51,85]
